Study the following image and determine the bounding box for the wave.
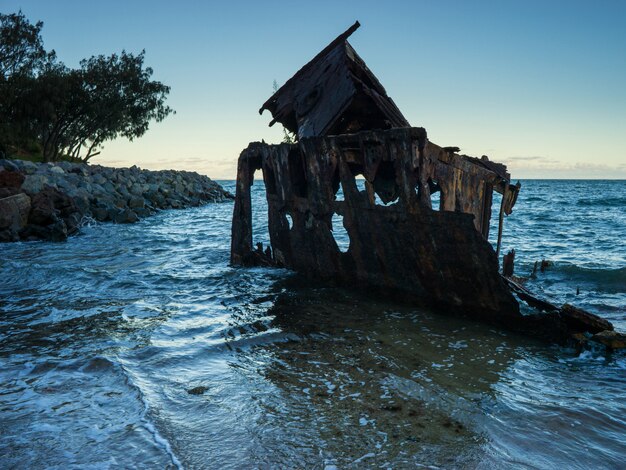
[552,264,626,291]
[577,197,626,207]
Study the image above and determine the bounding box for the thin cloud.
[504,156,545,161]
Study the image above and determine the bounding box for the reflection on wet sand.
[227,280,531,467]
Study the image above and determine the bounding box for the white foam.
[118,363,184,469]
[352,452,375,463]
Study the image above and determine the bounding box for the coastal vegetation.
[0,11,173,163]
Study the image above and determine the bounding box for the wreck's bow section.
[231,128,521,322]
[230,21,623,346]
[232,20,522,322]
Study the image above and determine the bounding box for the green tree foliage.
[0,10,54,79]
[0,11,56,153]
[0,11,173,162]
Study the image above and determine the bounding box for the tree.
[0,10,55,80]
[0,11,56,153]
[0,11,174,162]
[38,51,174,162]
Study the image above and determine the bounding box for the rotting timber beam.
[230,142,263,266]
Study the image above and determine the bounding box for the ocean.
[1,179,625,469]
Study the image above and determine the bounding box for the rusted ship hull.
[231,23,623,347]
[232,127,520,322]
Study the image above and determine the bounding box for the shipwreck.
[231,22,624,348]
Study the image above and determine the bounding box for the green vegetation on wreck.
[0,11,174,163]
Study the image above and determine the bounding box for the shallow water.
[1,180,625,469]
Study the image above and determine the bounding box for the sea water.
[0,180,624,468]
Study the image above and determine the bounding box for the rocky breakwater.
[0,159,233,242]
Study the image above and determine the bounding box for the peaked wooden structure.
[259,21,409,139]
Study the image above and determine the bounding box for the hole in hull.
[374,192,399,207]
[331,212,350,253]
[428,178,441,211]
[251,173,270,248]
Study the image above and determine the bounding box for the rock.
[55,161,74,172]
[0,159,20,172]
[134,207,152,218]
[92,206,109,222]
[0,193,31,241]
[0,159,231,242]
[65,187,91,214]
[18,160,38,175]
[102,182,115,193]
[65,212,81,235]
[592,330,626,350]
[27,187,81,241]
[570,332,588,350]
[29,191,59,226]
[69,166,88,176]
[21,174,51,194]
[128,195,145,209]
[187,386,209,395]
[0,169,25,189]
[560,304,613,334]
[113,209,139,224]
[0,188,18,199]
[116,184,130,198]
[92,173,107,185]
[48,219,68,242]
[21,218,68,242]
[129,183,143,195]
[147,191,166,208]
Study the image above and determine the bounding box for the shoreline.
[0,159,233,242]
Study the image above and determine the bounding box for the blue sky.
[3,0,626,178]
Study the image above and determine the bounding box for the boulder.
[27,187,81,241]
[113,208,139,224]
[0,158,231,242]
[18,160,38,175]
[91,206,110,222]
[0,188,19,199]
[92,173,107,185]
[20,219,68,242]
[0,169,25,189]
[21,174,51,194]
[0,159,20,172]
[0,193,31,241]
[134,207,152,218]
[592,330,626,350]
[55,161,74,172]
[129,183,143,195]
[128,195,145,209]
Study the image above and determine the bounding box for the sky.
[3,0,626,179]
